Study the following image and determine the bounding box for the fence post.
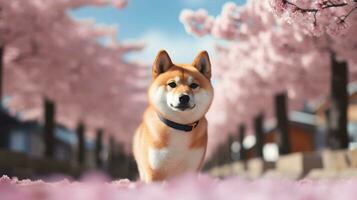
[211,147,220,167]
[43,98,55,159]
[107,136,115,176]
[327,52,349,149]
[215,143,226,166]
[226,135,234,164]
[109,136,115,163]
[95,129,103,168]
[238,124,246,161]
[254,114,264,158]
[76,122,85,166]
[219,143,225,165]
[275,92,290,155]
[118,142,131,178]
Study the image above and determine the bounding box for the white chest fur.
[148,129,204,176]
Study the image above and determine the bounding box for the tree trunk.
[238,124,246,161]
[0,43,7,148]
[0,44,4,103]
[43,98,55,159]
[327,52,349,149]
[95,129,103,168]
[76,122,85,166]
[275,92,290,155]
[254,114,264,158]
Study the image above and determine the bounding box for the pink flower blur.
[1,174,357,200]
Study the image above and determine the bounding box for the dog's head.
[148,50,214,124]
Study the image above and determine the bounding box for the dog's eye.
[190,83,199,89]
[168,82,177,88]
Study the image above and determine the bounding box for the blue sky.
[70,0,245,63]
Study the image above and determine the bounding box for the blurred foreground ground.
[1,173,357,200]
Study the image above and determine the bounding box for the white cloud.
[124,30,216,65]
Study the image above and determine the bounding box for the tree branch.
[283,0,356,26]
[340,5,357,21]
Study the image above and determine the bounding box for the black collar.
[157,113,199,132]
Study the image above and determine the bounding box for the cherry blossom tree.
[180,0,357,153]
[0,0,148,150]
[269,0,357,149]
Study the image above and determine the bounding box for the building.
[264,111,316,153]
[0,107,75,161]
[240,111,316,162]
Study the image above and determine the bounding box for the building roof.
[0,106,21,126]
[264,111,316,135]
[315,82,357,114]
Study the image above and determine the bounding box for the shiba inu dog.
[133,50,214,182]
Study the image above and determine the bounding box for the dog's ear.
[152,50,173,79]
[192,51,211,79]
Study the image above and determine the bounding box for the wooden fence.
[203,58,352,177]
[0,98,138,180]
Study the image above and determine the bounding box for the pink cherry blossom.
[1,174,357,200]
[1,0,148,151]
[180,0,357,156]
[269,0,357,36]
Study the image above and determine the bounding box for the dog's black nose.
[179,95,190,104]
